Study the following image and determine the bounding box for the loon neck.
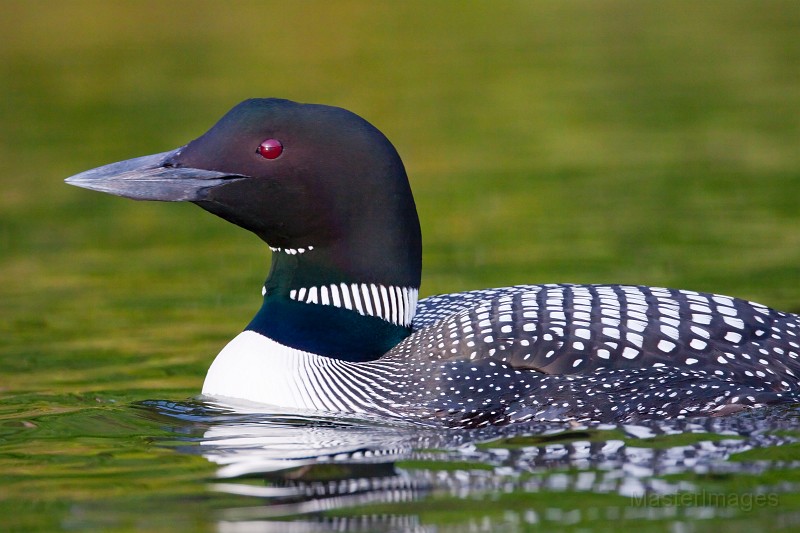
[246,246,420,362]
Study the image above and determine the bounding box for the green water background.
[2,1,800,531]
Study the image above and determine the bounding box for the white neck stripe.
[287,283,418,327]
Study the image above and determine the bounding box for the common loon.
[66,98,800,427]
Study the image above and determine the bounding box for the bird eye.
[257,139,283,159]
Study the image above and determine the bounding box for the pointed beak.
[65,147,246,202]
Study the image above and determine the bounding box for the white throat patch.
[269,245,314,255]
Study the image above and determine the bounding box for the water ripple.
[134,400,800,530]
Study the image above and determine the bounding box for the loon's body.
[66,98,800,427]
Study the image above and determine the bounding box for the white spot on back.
[690,339,707,350]
[622,347,639,359]
[658,340,675,352]
[660,325,679,340]
[725,331,742,343]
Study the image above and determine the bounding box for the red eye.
[257,138,283,159]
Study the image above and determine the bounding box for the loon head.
[67,98,422,361]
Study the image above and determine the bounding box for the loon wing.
[407,284,800,390]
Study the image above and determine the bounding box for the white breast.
[201,330,396,414]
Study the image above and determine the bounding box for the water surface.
[4,390,800,531]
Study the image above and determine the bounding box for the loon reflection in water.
[138,400,799,527]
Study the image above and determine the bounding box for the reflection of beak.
[65,147,245,202]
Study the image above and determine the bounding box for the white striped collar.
[284,283,418,327]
